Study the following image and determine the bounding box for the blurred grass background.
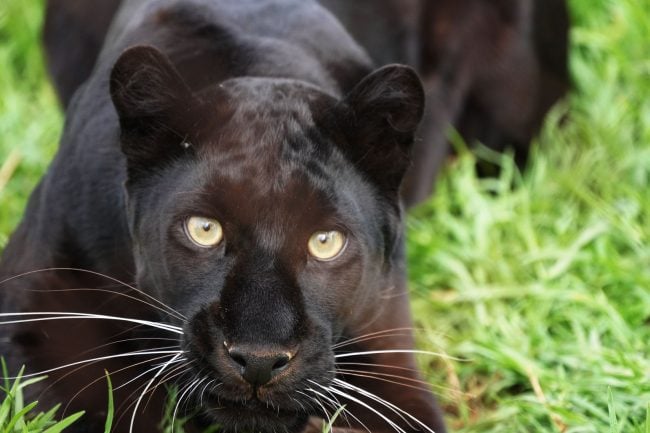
[0,0,648,432]
[0,0,60,244]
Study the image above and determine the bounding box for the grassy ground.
[1,0,648,432]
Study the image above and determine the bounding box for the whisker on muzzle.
[1,347,185,380]
[0,267,186,322]
[303,386,371,433]
[129,352,184,433]
[0,311,184,334]
[334,349,461,361]
[332,327,418,350]
[62,352,183,415]
[332,378,437,433]
[309,380,408,433]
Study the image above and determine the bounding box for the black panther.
[1,0,449,432]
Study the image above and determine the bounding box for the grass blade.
[104,371,114,433]
[41,411,85,433]
[3,401,37,433]
[607,388,618,433]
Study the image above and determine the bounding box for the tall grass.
[0,0,648,432]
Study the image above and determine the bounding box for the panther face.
[110,45,424,432]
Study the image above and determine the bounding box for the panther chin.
[198,393,311,433]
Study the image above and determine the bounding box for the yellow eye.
[185,216,223,248]
[308,230,347,261]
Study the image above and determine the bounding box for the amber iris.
[185,216,223,247]
[308,230,346,260]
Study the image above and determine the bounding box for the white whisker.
[173,377,202,432]
[306,386,369,433]
[0,267,186,320]
[26,287,186,322]
[335,362,418,373]
[0,311,183,334]
[329,390,368,432]
[50,352,176,412]
[209,382,222,395]
[312,385,354,429]
[333,378,436,433]
[114,353,185,391]
[311,381,406,433]
[334,349,461,361]
[150,360,193,388]
[142,359,195,409]
[130,352,183,433]
[335,369,432,392]
[76,337,181,359]
[151,356,187,369]
[62,353,181,415]
[296,390,331,427]
[291,396,308,414]
[200,379,217,407]
[3,349,184,380]
[135,360,195,415]
[332,327,416,349]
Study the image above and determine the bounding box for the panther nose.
[226,344,292,386]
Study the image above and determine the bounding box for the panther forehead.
[217,76,333,129]
[197,77,340,194]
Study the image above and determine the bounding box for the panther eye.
[185,216,223,248]
[308,230,347,261]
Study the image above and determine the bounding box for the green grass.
[0,0,61,246]
[0,360,85,432]
[407,0,650,431]
[0,0,649,432]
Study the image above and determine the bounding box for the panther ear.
[340,64,425,197]
[110,45,196,180]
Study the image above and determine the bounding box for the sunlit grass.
[0,0,648,431]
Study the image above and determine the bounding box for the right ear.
[337,64,425,197]
[110,45,196,180]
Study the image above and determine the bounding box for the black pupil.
[202,222,212,232]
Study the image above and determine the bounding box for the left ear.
[339,64,425,196]
[110,45,200,182]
